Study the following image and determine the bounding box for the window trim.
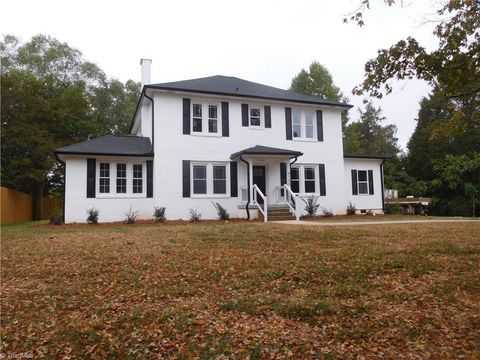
[116,163,127,194]
[190,101,222,136]
[357,170,369,195]
[99,163,110,194]
[95,161,147,198]
[132,163,144,194]
[190,161,230,198]
[291,109,317,141]
[290,164,319,195]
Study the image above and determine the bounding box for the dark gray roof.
[146,75,352,108]
[55,135,153,157]
[231,145,303,159]
[344,153,391,160]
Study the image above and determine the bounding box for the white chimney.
[140,58,152,88]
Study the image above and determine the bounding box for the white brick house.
[55,60,388,223]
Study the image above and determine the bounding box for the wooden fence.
[0,187,63,225]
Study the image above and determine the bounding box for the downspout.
[380,159,386,212]
[54,153,66,223]
[239,155,250,220]
[144,92,155,152]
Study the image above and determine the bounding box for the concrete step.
[268,215,296,221]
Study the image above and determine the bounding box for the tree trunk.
[31,181,45,220]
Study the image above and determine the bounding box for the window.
[208,105,218,133]
[292,110,301,138]
[213,165,226,194]
[193,165,207,194]
[192,104,202,132]
[357,170,368,194]
[290,167,300,193]
[99,163,110,193]
[304,167,316,193]
[305,111,314,138]
[191,102,221,135]
[250,107,261,126]
[116,163,126,193]
[133,164,143,194]
[292,109,316,140]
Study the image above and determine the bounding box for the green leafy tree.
[1,34,140,218]
[290,61,350,126]
[343,101,400,156]
[349,0,480,139]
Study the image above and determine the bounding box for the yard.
[1,221,479,359]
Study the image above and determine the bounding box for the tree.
[343,101,400,156]
[290,61,350,126]
[1,34,140,219]
[349,1,480,139]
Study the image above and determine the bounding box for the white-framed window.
[357,170,368,195]
[193,165,207,194]
[132,164,143,194]
[290,164,318,194]
[250,107,262,127]
[116,163,127,194]
[292,109,316,140]
[99,163,110,193]
[191,101,221,135]
[191,162,229,197]
[304,166,316,193]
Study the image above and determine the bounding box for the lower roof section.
[344,153,391,160]
[231,145,303,159]
[54,135,153,157]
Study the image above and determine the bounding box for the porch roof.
[230,145,303,159]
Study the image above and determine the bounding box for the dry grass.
[1,221,479,359]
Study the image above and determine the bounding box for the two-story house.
[55,59,388,222]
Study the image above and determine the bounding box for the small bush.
[153,207,166,223]
[384,202,401,214]
[86,207,99,224]
[321,207,334,217]
[124,206,138,224]
[212,202,229,220]
[301,195,320,216]
[346,202,356,215]
[189,208,201,222]
[49,208,63,225]
[365,209,374,216]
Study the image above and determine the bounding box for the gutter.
[144,91,155,152]
[380,159,386,212]
[54,153,66,223]
[239,155,250,220]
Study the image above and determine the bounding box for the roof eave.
[54,150,154,157]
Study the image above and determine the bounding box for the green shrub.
[212,202,229,220]
[346,202,356,215]
[384,202,401,214]
[86,207,99,224]
[153,207,166,223]
[189,209,201,222]
[301,195,320,216]
[49,208,63,225]
[321,207,334,217]
[124,206,138,224]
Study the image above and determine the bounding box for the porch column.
[248,160,254,203]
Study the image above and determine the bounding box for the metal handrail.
[283,185,300,221]
[253,184,268,222]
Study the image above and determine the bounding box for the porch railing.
[253,184,268,222]
[282,184,300,221]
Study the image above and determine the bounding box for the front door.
[253,166,266,204]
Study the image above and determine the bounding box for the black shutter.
[241,104,249,127]
[146,160,153,198]
[86,158,96,198]
[280,162,287,196]
[182,160,190,197]
[264,105,271,128]
[230,161,238,197]
[319,164,326,196]
[285,107,292,140]
[368,170,374,195]
[351,169,358,195]
[222,101,229,137]
[316,110,323,141]
[183,98,190,135]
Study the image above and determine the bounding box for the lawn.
[1,221,479,359]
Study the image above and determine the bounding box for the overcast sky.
[2,0,439,150]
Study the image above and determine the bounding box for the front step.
[260,206,296,221]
